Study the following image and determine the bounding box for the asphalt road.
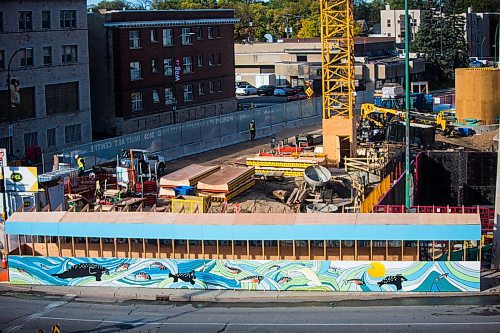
[1,293,499,333]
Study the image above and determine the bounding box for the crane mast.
[320,0,357,166]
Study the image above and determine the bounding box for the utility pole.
[404,0,411,210]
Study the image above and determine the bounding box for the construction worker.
[117,185,124,201]
[75,155,85,177]
[249,120,256,141]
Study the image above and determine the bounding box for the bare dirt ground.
[435,128,499,152]
[162,124,324,212]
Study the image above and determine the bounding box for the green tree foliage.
[412,0,468,83]
[91,0,134,10]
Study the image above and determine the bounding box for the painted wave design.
[8,257,479,292]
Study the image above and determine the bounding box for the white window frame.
[131,92,143,111]
[151,59,158,73]
[152,89,160,104]
[209,81,214,94]
[164,87,175,105]
[151,29,158,43]
[162,28,173,46]
[183,56,192,74]
[163,58,173,76]
[208,26,214,39]
[197,54,203,67]
[43,46,52,65]
[130,61,142,81]
[208,53,214,66]
[62,45,77,63]
[196,26,203,39]
[129,30,141,49]
[20,47,34,67]
[183,85,193,102]
[182,27,192,45]
[198,82,205,96]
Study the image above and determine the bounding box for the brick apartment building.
[88,10,238,137]
[0,0,92,161]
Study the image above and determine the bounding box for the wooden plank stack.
[246,156,325,177]
[198,166,255,201]
[159,164,220,197]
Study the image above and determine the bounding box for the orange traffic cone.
[1,255,7,269]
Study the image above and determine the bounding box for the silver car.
[273,85,293,96]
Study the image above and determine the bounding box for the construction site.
[0,2,498,293]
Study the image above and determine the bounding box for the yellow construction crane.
[320,0,357,166]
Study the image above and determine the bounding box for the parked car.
[257,85,276,96]
[235,81,251,89]
[291,85,305,94]
[235,85,258,95]
[273,85,294,96]
[287,92,308,102]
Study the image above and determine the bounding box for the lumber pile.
[159,164,220,197]
[246,156,325,177]
[198,166,255,201]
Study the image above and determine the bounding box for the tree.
[412,0,468,83]
[297,18,320,38]
[91,0,133,10]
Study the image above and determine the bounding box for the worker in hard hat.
[75,154,85,177]
[249,120,256,141]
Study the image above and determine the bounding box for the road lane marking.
[38,317,500,327]
[5,295,75,333]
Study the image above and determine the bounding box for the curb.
[3,285,498,303]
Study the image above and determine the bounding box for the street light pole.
[404,0,411,210]
[2,48,24,220]
[6,48,24,135]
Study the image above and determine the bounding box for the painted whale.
[377,274,408,291]
[52,263,109,281]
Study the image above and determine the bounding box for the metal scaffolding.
[320,0,355,120]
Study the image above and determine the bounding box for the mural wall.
[8,256,480,292]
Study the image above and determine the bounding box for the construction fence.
[62,98,322,168]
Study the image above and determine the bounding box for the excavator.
[360,103,455,142]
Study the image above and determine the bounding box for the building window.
[24,132,38,149]
[130,61,142,81]
[208,53,215,66]
[42,11,51,29]
[197,55,203,67]
[131,92,143,111]
[198,82,205,96]
[64,124,81,144]
[163,58,172,76]
[162,28,173,46]
[151,59,158,73]
[62,45,77,63]
[0,12,3,33]
[387,19,391,28]
[152,89,160,104]
[45,82,79,114]
[19,11,33,31]
[0,50,4,70]
[182,56,192,74]
[208,26,214,39]
[129,30,141,48]
[43,46,52,65]
[20,48,34,67]
[218,80,222,92]
[151,29,158,43]
[60,10,76,29]
[196,26,203,39]
[47,128,56,148]
[209,81,214,94]
[181,27,192,45]
[183,85,193,102]
[297,55,307,62]
[164,87,175,104]
[214,26,220,38]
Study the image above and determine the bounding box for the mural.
[8,256,480,292]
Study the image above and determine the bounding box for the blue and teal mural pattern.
[9,257,479,292]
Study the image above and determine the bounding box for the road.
[237,94,288,107]
[1,292,499,333]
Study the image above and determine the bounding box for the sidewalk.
[1,284,498,303]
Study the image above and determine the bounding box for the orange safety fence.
[360,175,391,213]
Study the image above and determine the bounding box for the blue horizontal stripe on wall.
[6,221,480,241]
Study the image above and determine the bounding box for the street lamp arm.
[7,48,25,78]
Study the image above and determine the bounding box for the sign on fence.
[4,167,38,192]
